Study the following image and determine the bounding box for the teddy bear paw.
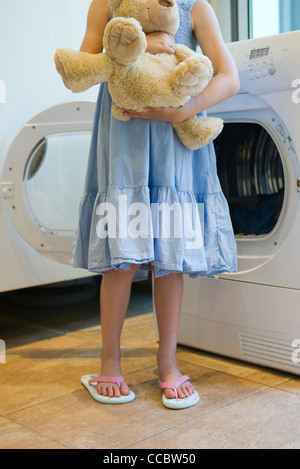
[173,116,223,150]
[175,57,213,96]
[107,18,146,63]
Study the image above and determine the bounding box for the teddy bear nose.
[158,0,174,7]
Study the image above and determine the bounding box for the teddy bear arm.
[54,49,112,93]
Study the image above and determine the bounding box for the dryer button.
[262,69,268,76]
[269,66,276,75]
[255,71,261,78]
[249,72,255,80]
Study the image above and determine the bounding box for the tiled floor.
[1,278,300,449]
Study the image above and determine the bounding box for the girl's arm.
[189,0,240,114]
[80,0,111,53]
[124,0,240,122]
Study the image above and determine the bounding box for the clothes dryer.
[0,101,96,292]
[0,0,98,293]
[178,31,300,374]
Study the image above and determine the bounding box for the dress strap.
[177,0,198,11]
[175,0,198,51]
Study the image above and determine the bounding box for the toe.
[164,389,177,399]
[112,384,121,398]
[177,386,186,399]
[121,382,130,396]
[187,383,195,395]
[182,382,195,397]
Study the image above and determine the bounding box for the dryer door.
[208,99,300,278]
[1,101,96,264]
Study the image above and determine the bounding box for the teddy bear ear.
[107,0,123,11]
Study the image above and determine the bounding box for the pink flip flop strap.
[88,375,124,389]
[159,375,190,399]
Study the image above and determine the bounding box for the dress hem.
[71,257,237,280]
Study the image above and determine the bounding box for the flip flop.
[159,375,200,410]
[81,374,136,404]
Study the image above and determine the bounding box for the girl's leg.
[154,273,195,399]
[97,264,137,397]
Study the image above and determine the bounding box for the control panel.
[247,45,276,81]
[227,31,300,95]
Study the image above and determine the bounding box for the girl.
[75,0,240,409]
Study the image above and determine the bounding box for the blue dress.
[71,0,237,281]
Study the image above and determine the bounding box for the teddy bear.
[54,0,223,150]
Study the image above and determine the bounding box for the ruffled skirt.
[72,84,237,281]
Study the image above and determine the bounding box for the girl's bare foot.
[157,355,195,399]
[96,357,131,397]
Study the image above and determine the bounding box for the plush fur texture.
[54,0,223,150]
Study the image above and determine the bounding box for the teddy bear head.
[108,0,180,35]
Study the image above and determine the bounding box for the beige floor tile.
[177,348,293,387]
[128,387,300,449]
[275,377,300,395]
[2,288,299,450]
[1,313,63,350]
[7,360,266,449]
[121,313,157,337]
[0,416,66,449]
[0,332,100,414]
[82,312,158,349]
[0,328,158,415]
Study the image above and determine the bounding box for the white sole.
[81,374,136,404]
[162,390,200,410]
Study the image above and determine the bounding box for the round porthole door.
[1,101,96,264]
[215,121,285,237]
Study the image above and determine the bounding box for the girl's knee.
[103,264,138,279]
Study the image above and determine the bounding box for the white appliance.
[0,0,98,292]
[178,31,300,375]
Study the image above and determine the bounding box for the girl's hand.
[121,96,204,123]
[146,32,176,54]
[122,106,182,123]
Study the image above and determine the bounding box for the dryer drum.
[27,139,47,180]
[214,123,285,237]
